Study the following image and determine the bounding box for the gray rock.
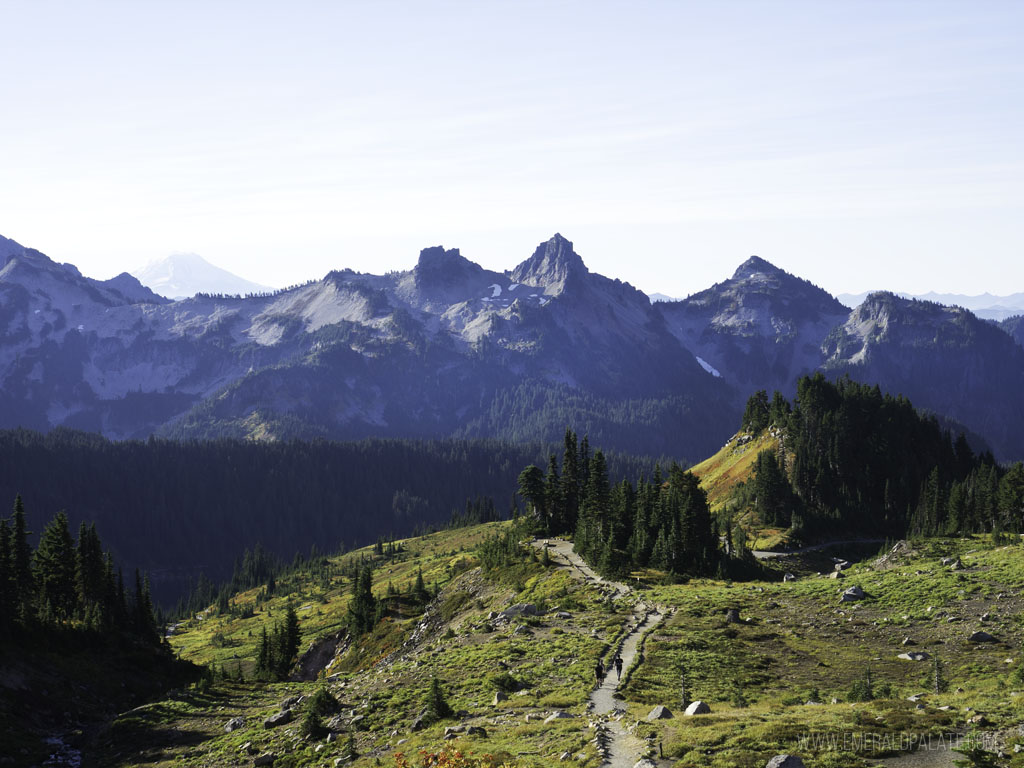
[467,726,487,737]
[545,711,576,723]
[725,608,741,623]
[239,742,257,755]
[444,726,466,737]
[902,637,916,645]
[493,691,507,705]
[969,630,998,643]
[840,585,865,602]
[646,705,673,720]
[253,754,276,767]
[499,603,539,620]
[684,700,710,716]
[634,761,658,768]
[225,716,245,732]
[513,625,534,636]
[783,573,796,582]
[555,611,572,619]
[263,710,292,728]
[827,570,844,579]
[280,695,302,709]
[897,651,931,661]
[765,756,806,768]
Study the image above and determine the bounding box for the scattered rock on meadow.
[545,711,576,723]
[646,705,673,720]
[969,630,998,643]
[499,603,539,620]
[684,701,710,716]
[253,754,276,767]
[898,652,931,661]
[840,586,865,602]
[225,716,245,732]
[263,710,292,729]
[765,756,806,768]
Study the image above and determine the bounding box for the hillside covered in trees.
[731,374,1024,540]
[0,429,662,604]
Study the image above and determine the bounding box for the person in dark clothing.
[613,655,623,679]
[594,660,604,685]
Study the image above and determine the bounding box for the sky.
[1,1,1022,298]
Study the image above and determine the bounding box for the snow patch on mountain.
[696,356,722,377]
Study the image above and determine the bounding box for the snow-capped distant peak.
[132,252,273,299]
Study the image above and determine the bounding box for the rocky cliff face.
[823,293,1024,458]
[657,256,850,395]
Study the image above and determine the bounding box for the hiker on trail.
[614,655,623,679]
[595,660,604,685]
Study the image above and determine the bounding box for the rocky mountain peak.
[413,245,484,290]
[732,255,784,282]
[510,233,588,290]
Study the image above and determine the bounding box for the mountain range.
[2,231,1023,461]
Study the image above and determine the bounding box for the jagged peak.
[732,255,784,281]
[510,233,588,288]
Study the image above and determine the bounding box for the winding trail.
[536,539,668,768]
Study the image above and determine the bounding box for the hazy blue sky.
[1,1,1021,297]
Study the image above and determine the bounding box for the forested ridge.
[0,429,663,603]
[734,374,1024,539]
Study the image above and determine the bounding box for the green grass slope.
[78,528,1024,768]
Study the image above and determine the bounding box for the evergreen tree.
[347,564,377,636]
[423,677,454,722]
[11,496,34,622]
[34,511,77,622]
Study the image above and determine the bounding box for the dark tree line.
[518,430,731,579]
[0,495,160,644]
[737,375,1024,538]
[0,429,659,604]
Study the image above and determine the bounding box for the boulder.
[467,726,487,737]
[545,711,576,723]
[225,716,245,733]
[901,637,916,646]
[499,603,539,620]
[840,586,865,602]
[493,691,507,705]
[646,705,673,721]
[555,611,572,619]
[827,570,844,579]
[444,726,466,737]
[782,573,796,582]
[253,754,276,767]
[765,757,806,768]
[897,652,931,661]
[725,608,741,623]
[969,631,998,643]
[263,710,292,729]
[684,701,710,716]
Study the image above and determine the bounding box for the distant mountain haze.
[132,251,273,299]
[838,290,1024,321]
[2,231,1023,460]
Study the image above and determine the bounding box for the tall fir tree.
[34,511,77,622]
